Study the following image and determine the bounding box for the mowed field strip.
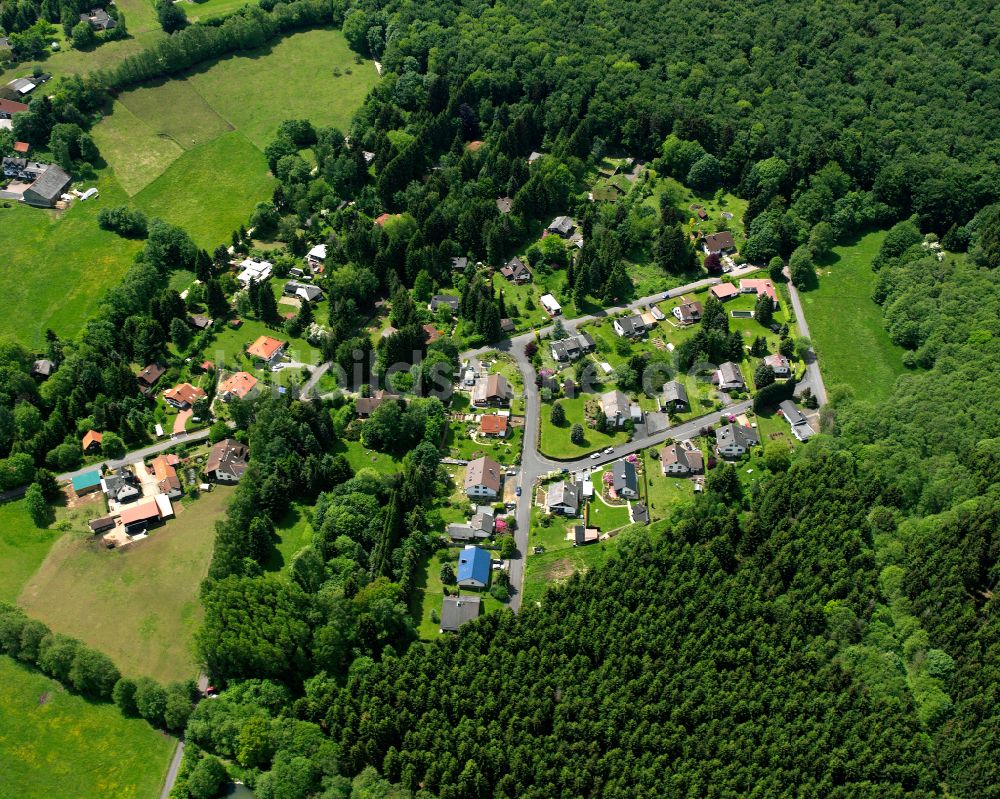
[18,487,235,684]
[0,656,176,799]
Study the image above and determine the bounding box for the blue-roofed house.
[456,545,491,590]
[71,470,102,496]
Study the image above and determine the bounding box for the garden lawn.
[446,421,523,466]
[18,487,234,683]
[133,132,275,249]
[641,447,696,522]
[0,500,62,604]
[804,230,906,401]
[0,173,142,349]
[0,656,176,799]
[411,548,508,639]
[539,395,628,459]
[585,491,632,532]
[187,28,379,148]
[332,439,403,475]
[265,503,313,572]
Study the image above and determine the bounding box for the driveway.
[173,409,192,435]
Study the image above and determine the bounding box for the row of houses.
[550,332,596,362]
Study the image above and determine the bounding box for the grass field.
[802,230,906,401]
[0,500,62,605]
[181,0,260,23]
[133,132,274,248]
[0,176,143,349]
[18,487,233,683]
[91,101,186,196]
[539,395,629,459]
[0,656,176,799]
[186,28,379,148]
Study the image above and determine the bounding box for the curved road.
[460,267,798,610]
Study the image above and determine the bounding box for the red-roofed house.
[163,382,207,410]
[710,283,740,302]
[82,430,103,452]
[479,414,509,438]
[0,98,29,121]
[13,141,29,154]
[246,335,285,366]
[739,278,779,306]
[374,213,391,226]
[218,372,259,402]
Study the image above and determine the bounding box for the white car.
[589,452,601,460]
[603,447,614,454]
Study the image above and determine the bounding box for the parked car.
[515,486,522,496]
[560,467,569,474]
[603,447,614,454]
[589,452,601,460]
[663,291,672,299]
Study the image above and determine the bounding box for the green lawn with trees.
[0,656,177,799]
[539,395,629,459]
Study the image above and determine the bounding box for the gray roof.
[779,400,807,426]
[32,359,54,376]
[718,361,744,387]
[612,460,637,494]
[451,256,468,270]
[545,480,579,512]
[615,314,646,336]
[431,294,460,310]
[25,165,71,202]
[440,595,481,631]
[631,502,649,525]
[715,423,759,450]
[548,216,575,235]
[663,380,688,405]
[600,390,630,419]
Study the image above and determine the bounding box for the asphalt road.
[159,740,185,799]
[57,428,211,484]
[783,267,828,406]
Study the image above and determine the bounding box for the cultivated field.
[802,230,906,401]
[0,656,176,799]
[18,487,234,683]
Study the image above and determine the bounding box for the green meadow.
[0,656,176,799]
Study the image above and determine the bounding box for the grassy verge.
[802,230,907,401]
[0,655,176,799]
[18,487,234,683]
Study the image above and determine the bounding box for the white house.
[540,294,562,316]
[715,423,760,458]
[716,362,746,392]
[464,456,502,499]
[600,390,637,427]
[237,258,273,286]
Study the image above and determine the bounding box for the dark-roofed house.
[500,318,515,334]
[88,516,115,534]
[80,8,117,29]
[355,389,400,418]
[23,164,71,207]
[450,256,468,271]
[472,373,511,407]
[630,501,649,525]
[500,256,532,284]
[137,363,165,394]
[456,545,491,589]
[613,314,647,338]
[551,333,595,362]
[703,231,736,255]
[672,301,703,325]
[545,480,580,515]
[205,438,249,482]
[662,380,689,411]
[283,281,323,303]
[430,294,460,313]
[447,507,495,542]
[464,456,502,499]
[101,468,141,503]
[31,359,54,379]
[716,423,760,458]
[611,460,638,499]
[715,362,745,392]
[779,399,816,441]
[547,216,575,237]
[440,595,481,632]
[660,443,703,476]
[188,314,213,331]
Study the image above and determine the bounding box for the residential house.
[573,525,600,545]
[547,216,576,238]
[703,231,736,255]
[356,389,400,417]
[119,501,165,535]
[0,98,28,126]
[600,390,635,428]
[613,314,647,338]
[479,414,508,438]
[88,517,115,534]
[374,212,392,226]
[550,333,595,362]
[528,151,543,164]
[283,281,323,303]
[101,468,141,504]
[630,501,649,525]
[500,318,515,334]
[236,258,272,286]
[496,197,513,214]
[660,443,703,476]
[306,243,326,269]
[447,507,495,542]
[456,545,491,590]
[188,314,213,331]
[218,371,259,402]
[710,283,740,302]
[649,305,666,321]
[545,480,580,515]
[764,353,791,377]
[205,438,249,482]
[149,454,182,498]
[21,163,71,208]
[500,256,532,284]
[31,359,54,379]
[80,8,117,29]
[136,363,165,394]
[662,380,689,411]
[540,294,562,316]
[81,430,102,453]
[779,399,816,441]
[715,362,746,392]
[563,378,577,399]
[715,423,760,458]
[247,335,286,367]
[611,460,638,499]
[429,294,460,313]
[672,301,703,325]
[163,382,206,410]
[71,470,102,496]
[739,278,780,306]
[440,595,482,632]
[450,256,468,271]
[472,373,511,407]
[12,141,29,154]
[464,456,502,499]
